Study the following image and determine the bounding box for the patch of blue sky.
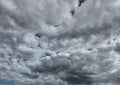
[0,80,14,85]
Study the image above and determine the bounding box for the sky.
[0,80,14,85]
[0,0,120,85]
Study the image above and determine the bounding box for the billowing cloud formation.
[0,0,120,85]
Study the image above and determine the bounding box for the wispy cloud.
[0,0,120,85]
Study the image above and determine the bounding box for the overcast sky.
[0,0,120,85]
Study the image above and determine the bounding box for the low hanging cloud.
[0,0,120,85]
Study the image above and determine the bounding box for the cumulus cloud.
[0,0,120,85]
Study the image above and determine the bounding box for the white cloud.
[0,0,120,85]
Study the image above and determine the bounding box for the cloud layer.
[0,0,120,85]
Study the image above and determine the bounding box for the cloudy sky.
[0,0,120,85]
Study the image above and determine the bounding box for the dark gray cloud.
[114,43,120,53]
